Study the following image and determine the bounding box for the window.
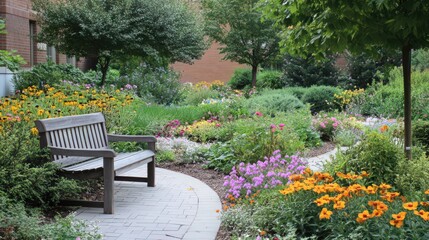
[66,55,76,66]
[47,46,56,63]
[29,21,36,66]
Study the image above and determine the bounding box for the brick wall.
[172,42,247,84]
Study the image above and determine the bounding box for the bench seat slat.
[61,150,155,172]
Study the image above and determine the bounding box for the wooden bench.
[35,112,156,214]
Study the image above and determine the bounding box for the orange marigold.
[414,210,429,220]
[392,212,407,221]
[403,202,418,211]
[319,208,333,220]
[334,201,346,210]
[389,219,404,228]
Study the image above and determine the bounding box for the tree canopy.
[33,0,207,86]
[202,0,280,87]
[262,0,429,159]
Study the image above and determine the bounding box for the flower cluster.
[223,150,307,199]
[334,88,365,109]
[312,114,341,141]
[156,119,181,137]
[278,169,429,228]
[0,85,135,134]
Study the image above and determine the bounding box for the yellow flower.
[403,202,418,211]
[319,208,333,220]
[30,127,39,136]
[356,210,372,223]
[389,219,404,228]
[333,201,346,210]
[414,210,429,220]
[392,212,407,221]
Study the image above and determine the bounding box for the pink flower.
[255,111,263,117]
[320,122,326,128]
[215,123,221,127]
[332,122,338,128]
[279,123,285,130]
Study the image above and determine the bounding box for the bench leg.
[148,157,155,187]
[103,157,115,214]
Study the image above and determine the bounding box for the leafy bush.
[332,131,404,185]
[345,51,401,89]
[312,114,341,141]
[396,153,429,198]
[0,122,80,206]
[222,170,429,239]
[156,137,210,164]
[0,195,101,239]
[206,121,305,173]
[282,55,339,87]
[228,68,252,90]
[356,68,429,119]
[256,70,285,89]
[13,62,88,90]
[301,86,342,113]
[119,65,183,105]
[412,120,429,151]
[412,48,429,72]
[245,91,304,114]
[183,88,220,106]
[85,68,120,86]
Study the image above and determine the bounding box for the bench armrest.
[107,134,157,143]
[49,146,117,158]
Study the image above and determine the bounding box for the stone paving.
[75,166,221,240]
[306,147,348,171]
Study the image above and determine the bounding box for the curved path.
[75,166,222,240]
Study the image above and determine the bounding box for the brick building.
[1,0,244,84]
[0,0,93,70]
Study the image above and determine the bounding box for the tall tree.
[262,0,429,159]
[33,0,206,86]
[202,0,280,87]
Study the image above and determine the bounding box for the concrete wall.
[0,67,14,96]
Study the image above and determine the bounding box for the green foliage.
[228,68,252,90]
[346,51,401,89]
[357,68,429,119]
[244,91,304,114]
[412,48,429,71]
[301,86,341,113]
[396,153,429,198]
[183,88,220,106]
[128,103,223,135]
[0,19,25,71]
[202,0,280,86]
[413,120,429,151]
[119,65,183,105]
[333,131,404,185]
[256,70,285,89]
[333,129,360,147]
[13,62,88,90]
[157,150,176,163]
[0,195,101,239]
[282,55,340,87]
[0,122,80,206]
[34,0,206,85]
[85,68,120,86]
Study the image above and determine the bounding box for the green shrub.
[301,86,342,113]
[157,150,176,163]
[333,129,360,147]
[356,68,429,119]
[412,48,429,71]
[282,54,339,87]
[13,62,88,90]
[245,92,304,114]
[183,88,220,106]
[0,122,80,206]
[119,65,184,105]
[84,68,120,86]
[333,131,404,185]
[206,118,306,173]
[396,153,429,198]
[256,70,285,89]
[412,120,429,151]
[228,68,252,90]
[0,195,102,239]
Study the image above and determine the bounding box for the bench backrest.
[35,112,109,160]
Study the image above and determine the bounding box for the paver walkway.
[306,147,348,171]
[75,166,221,240]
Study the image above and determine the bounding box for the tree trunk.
[402,44,412,160]
[98,56,111,87]
[251,65,258,88]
